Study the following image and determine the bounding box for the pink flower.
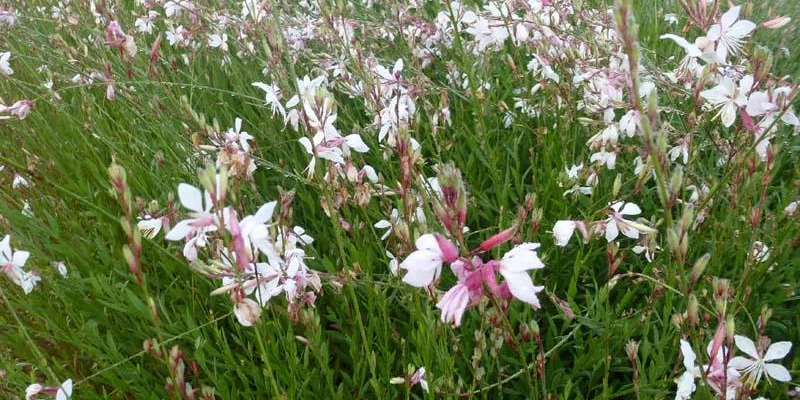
[0,100,33,119]
[399,234,457,287]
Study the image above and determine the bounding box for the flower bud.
[690,253,710,285]
[612,173,622,197]
[726,315,736,344]
[669,165,684,203]
[478,226,517,252]
[762,16,791,29]
[687,294,699,326]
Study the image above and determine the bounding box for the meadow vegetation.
[1,0,799,398]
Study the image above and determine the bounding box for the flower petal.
[500,270,543,308]
[399,249,442,287]
[165,219,193,241]
[619,202,642,216]
[178,183,204,212]
[728,356,754,370]
[254,201,277,224]
[733,335,759,359]
[764,341,792,361]
[552,220,576,247]
[764,363,791,382]
[12,250,30,267]
[726,20,756,38]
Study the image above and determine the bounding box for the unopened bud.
[148,296,158,319]
[672,313,684,329]
[669,165,684,202]
[759,306,772,330]
[612,173,622,197]
[726,315,736,343]
[762,16,791,29]
[687,294,699,326]
[690,253,710,285]
[479,226,517,252]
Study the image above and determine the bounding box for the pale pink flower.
[498,243,545,308]
[436,283,470,326]
[707,6,756,62]
[0,100,33,119]
[233,298,262,326]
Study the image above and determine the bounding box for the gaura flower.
[0,51,12,75]
[729,335,792,387]
[498,243,545,308]
[399,234,458,287]
[699,75,753,128]
[164,183,219,261]
[605,201,655,242]
[707,6,756,62]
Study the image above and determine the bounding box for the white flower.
[676,340,697,400]
[750,241,770,263]
[399,234,456,287]
[164,183,219,260]
[1,234,39,294]
[729,335,792,386]
[0,51,12,75]
[237,201,278,261]
[553,220,576,247]
[707,6,756,62]
[605,202,655,242]
[233,298,262,326]
[52,261,68,278]
[700,75,753,128]
[57,379,73,400]
[252,82,286,118]
[498,243,545,308]
[12,174,29,189]
[785,200,798,216]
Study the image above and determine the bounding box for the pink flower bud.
[478,226,516,252]
[434,234,458,263]
[762,16,791,29]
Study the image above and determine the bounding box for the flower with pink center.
[25,378,72,400]
[399,234,458,287]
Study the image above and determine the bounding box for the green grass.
[1,0,798,399]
